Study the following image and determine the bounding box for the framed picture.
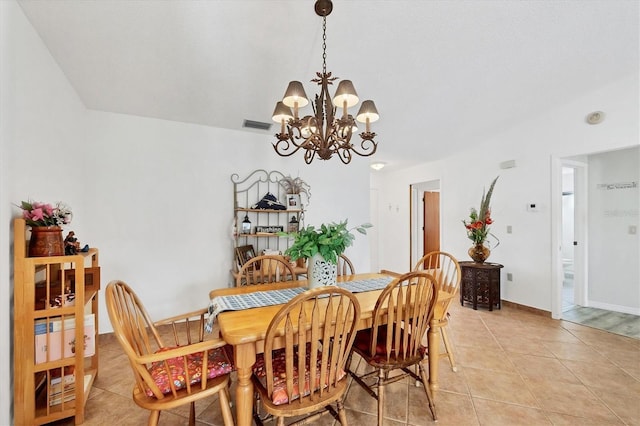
[286,194,301,210]
[235,244,256,268]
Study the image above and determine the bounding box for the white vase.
[308,252,337,289]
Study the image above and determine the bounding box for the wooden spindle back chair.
[236,254,297,286]
[336,254,355,276]
[348,271,438,424]
[252,286,361,425]
[105,280,234,426]
[414,251,461,370]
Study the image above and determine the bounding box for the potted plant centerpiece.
[283,220,372,288]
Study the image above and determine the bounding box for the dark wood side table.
[459,261,504,311]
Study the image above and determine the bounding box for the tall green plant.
[478,176,498,223]
[283,220,372,264]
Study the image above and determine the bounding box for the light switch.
[506,225,512,234]
[630,225,637,235]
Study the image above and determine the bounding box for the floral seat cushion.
[252,343,346,406]
[146,346,233,396]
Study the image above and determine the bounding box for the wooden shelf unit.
[13,218,100,425]
[232,170,307,267]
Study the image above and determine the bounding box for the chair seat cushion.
[253,343,346,406]
[147,346,233,396]
[353,325,426,365]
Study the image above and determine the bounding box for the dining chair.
[252,286,361,425]
[105,280,234,426]
[347,271,438,424]
[413,251,461,371]
[336,253,355,276]
[236,254,298,286]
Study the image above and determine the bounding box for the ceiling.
[17,0,639,171]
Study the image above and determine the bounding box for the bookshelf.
[13,218,100,425]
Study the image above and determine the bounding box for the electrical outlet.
[630,225,637,235]
[507,273,513,282]
[507,225,512,234]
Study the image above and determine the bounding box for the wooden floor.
[51,301,640,426]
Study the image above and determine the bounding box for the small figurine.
[64,231,81,255]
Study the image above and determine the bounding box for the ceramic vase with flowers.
[462,177,499,263]
[18,200,73,257]
[282,220,371,288]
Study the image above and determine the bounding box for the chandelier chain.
[322,16,327,74]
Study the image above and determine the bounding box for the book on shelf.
[48,370,92,406]
[34,314,96,364]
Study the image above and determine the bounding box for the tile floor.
[562,269,640,340]
[563,306,640,340]
[54,301,640,426]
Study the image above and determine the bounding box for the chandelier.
[271,0,380,164]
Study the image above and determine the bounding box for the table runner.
[205,276,393,333]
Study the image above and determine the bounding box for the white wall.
[371,162,445,273]
[2,2,87,423]
[84,110,371,332]
[374,72,639,312]
[2,3,371,423]
[0,3,14,424]
[587,146,640,313]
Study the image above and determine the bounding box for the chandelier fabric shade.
[356,100,379,134]
[282,81,309,110]
[271,0,380,164]
[333,80,359,109]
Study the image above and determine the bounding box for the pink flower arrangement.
[18,200,73,227]
[462,177,498,245]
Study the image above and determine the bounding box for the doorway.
[553,146,639,324]
[410,180,440,269]
[557,148,640,338]
[553,159,587,318]
[561,167,576,311]
[423,191,440,258]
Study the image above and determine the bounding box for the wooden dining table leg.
[233,343,256,426]
[428,319,440,392]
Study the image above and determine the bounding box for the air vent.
[243,119,272,131]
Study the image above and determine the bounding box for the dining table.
[209,272,452,426]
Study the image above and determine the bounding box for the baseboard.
[588,301,640,316]
[501,300,552,318]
